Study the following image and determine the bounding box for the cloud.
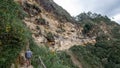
[111,14,120,24]
[53,0,80,16]
[53,0,120,24]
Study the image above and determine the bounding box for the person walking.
[25,49,32,67]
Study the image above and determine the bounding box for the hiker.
[25,49,32,67]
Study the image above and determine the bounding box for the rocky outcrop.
[20,0,96,51]
[35,0,76,23]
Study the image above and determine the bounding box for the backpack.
[25,51,32,59]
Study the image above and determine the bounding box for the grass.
[0,0,30,67]
[29,38,70,68]
[70,46,103,68]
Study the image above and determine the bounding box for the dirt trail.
[19,65,33,68]
[19,52,33,68]
[66,50,82,68]
[19,46,33,68]
[11,54,33,68]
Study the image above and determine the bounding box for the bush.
[36,18,46,25]
[46,32,55,42]
[82,23,94,34]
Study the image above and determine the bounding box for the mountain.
[0,0,120,68]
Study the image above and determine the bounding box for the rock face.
[18,0,96,51]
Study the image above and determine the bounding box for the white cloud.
[53,0,80,16]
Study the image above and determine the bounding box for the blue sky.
[53,0,120,24]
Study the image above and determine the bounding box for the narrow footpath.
[66,50,83,68]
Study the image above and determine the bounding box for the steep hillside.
[21,0,95,51]
[0,0,94,68]
[1,0,120,68]
[0,0,78,68]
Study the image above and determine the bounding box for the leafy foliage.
[70,46,103,68]
[75,12,110,23]
[82,23,94,34]
[46,32,55,42]
[57,51,79,68]
[0,0,30,67]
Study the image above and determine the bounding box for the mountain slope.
[1,0,120,68]
[71,12,120,68]
[22,0,95,51]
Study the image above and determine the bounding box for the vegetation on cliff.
[70,12,120,68]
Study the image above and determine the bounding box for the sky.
[53,0,120,24]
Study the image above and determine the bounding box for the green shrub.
[82,23,94,34]
[70,46,103,68]
[36,18,49,26]
[46,32,55,42]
